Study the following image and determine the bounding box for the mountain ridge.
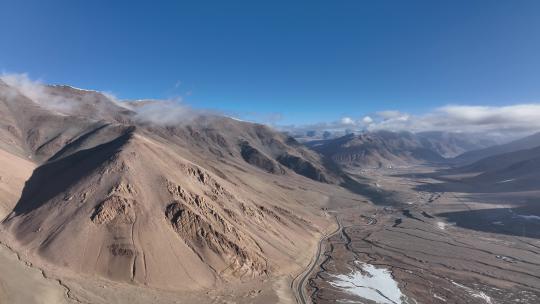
[0,80,339,290]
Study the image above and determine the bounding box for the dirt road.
[292,215,342,304]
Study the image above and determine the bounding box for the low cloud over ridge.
[0,73,206,126]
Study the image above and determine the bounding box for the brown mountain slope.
[437,144,540,192]
[141,115,338,183]
[451,131,540,165]
[0,79,336,291]
[310,131,445,168]
[0,149,35,219]
[0,80,119,162]
[415,131,498,158]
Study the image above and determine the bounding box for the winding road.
[292,215,342,304]
[291,210,381,304]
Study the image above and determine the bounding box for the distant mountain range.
[305,130,499,168]
[305,127,540,192]
[450,131,540,165]
[438,136,540,192]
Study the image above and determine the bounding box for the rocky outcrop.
[165,178,267,277]
[239,141,285,174]
[165,202,266,277]
[277,153,328,183]
[91,195,136,225]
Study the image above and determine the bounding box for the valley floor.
[307,166,540,304]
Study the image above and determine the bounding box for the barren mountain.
[0,79,339,292]
[307,130,503,169]
[309,131,446,168]
[415,131,498,158]
[443,144,540,192]
[452,131,540,165]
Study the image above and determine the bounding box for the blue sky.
[1,1,540,126]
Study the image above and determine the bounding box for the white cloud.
[340,117,355,125]
[0,73,132,114]
[367,104,540,135]
[1,73,79,113]
[438,105,540,126]
[0,73,206,126]
[132,99,203,125]
[281,104,540,138]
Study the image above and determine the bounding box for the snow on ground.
[52,84,100,93]
[516,214,540,221]
[329,261,408,304]
[433,293,447,302]
[496,179,515,184]
[228,116,248,122]
[451,281,492,304]
[436,222,447,230]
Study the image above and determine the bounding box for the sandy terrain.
[0,243,69,304]
[0,149,35,219]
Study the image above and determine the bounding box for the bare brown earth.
[307,166,540,304]
[0,242,69,304]
[0,79,350,303]
[0,149,35,219]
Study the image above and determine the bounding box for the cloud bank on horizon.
[3,73,540,137]
[282,104,540,138]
